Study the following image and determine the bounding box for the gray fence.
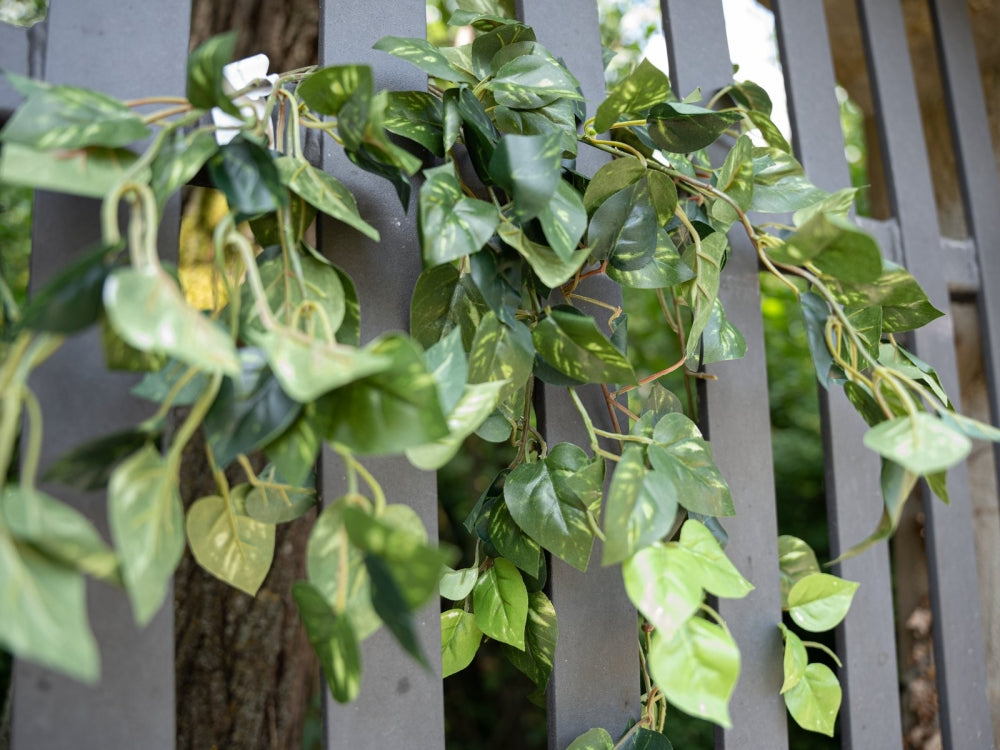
[1,0,998,747]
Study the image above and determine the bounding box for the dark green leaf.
[538,180,586,261]
[132,359,211,407]
[532,307,636,385]
[20,241,118,334]
[43,429,155,492]
[468,311,534,402]
[646,102,741,154]
[0,84,149,149]
[773,212,881,284]
[494,98,578,156]
[589,179,657,269]
[418,164,499,266]
[606,229,694,289]
[365,553,429,668]
[150,129,218,209]
[502,590,557,689]
[682,232,728,361]
[292,581,362,702]
[384,91,445,156]
[821,260,943,332]
[298,65,372,117]
[486,54,583,109]
[488,501,543,578]
[497,221,589,288]
[583,157,645,215]
[489,133,564,221]
[186,31,240,115]
[594,59,674,133]
[208,135,288,219]
[799,292,837,388]
[470,22,535,79]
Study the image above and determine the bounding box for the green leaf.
[602,445,677,565]
[648,616,740,728]
[700,300,747,365]
[473,557,528,649]
[799,292,837,388]
[42,429,155,492]
[532,307,637,385]
[306,499,380,640]
[646,102,742,154]
[364,553,429,668]
[504,446,597,571]
[821,260,943,332]
[606,229,694,289]
[773,212,881,284]
[186,31,240,116]
[863,413,971,475]
[292,581,362,703]
[488,501,543,578]
[406,381,505,470]
[108,445,185,626]
[470,22,536,79]
[538,180,587,262]
[623,543,702,639]
[384,91,445,156]
[19,241,118,334]
[787,572,859,632]
[647,413,735,516]
[503,589,557,692]
[243,465,317,524]
[0,84,149,149]
[715,135,754,210]
[497,220,589,288]
[262,407,322,488]
[1,486,119,584]
[103,265,240,376]
[778,623,808,693]
[583,157,645,215]
[0,530,99,682]
[418,164,499,266]
[298,64,372,117]
[208,135,288,219]
[321,334,449,455]
[0,142,142,198]
[243,254,347,336]
[373,36,476,84]
[677,519,752,598]
[440,566,478,601]
[441,609,483,677]
[594,58,674,133]
[783,662,842,737]
[589,178,658,269]
[682,232,728,361]
[489,133,565,221]
[566,728,614,750]
[185,486,275,596]
[467,312,534,403]
[494,98,578,156]
[750,174,827,214]
[778,536,820,607]
[275,156,379,240]
[204,349,300,467]
[150,129,218,209]
[486,54,583,109]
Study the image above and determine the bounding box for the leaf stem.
[166,373,222,469]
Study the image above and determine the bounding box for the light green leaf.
[783,662,842,737]
[0,530,99,682]
[473,557,528,649]
[787,572,859,632]
[441,609,482,677]
[108,445,185,626]
[778,623,808,694]
[292,581,362,703]
[774,212,882,284]
[0,142,142,198]
[497,219,590,287]
[298,64,371,117]
[440,566,478,601]
[103,266,240,376]
[276,156,379,240]
[566,728,614,750]
[406,381,505,470]
[647,413,735,516]
[677,519,752,598]
[715,135,754,210]
[778,535,820,607]
[648,616,740,728]
[538,179,587,261]
[583,156,645,214]
[602,445,677,565]
[243,470,317,524]
[186,31,240,115]
[623,543,702,639]
[1,83,149,149]
[863,413,971,475]
[185,487,275,596]
[1,486,119,584]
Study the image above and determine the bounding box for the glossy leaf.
[441,609,482,677]
[503,590,557,690]
[583,157,645,214]
[488,501,543,578]
[494,97,578,156]
[0,142,142,199]
[799,292,837,388]
[683,232,728,361]
[594,58,674,133]
[103,265,240,376]
[469,22,535,79]
[602,445,677,565]
[647,413,735,516]
[384,91,445,156]
[646,102,741,154]
[322,334,449,455]
[773,212,881,284]
[783,662,842,737]
[440,566,478,601]
[588,178,658,269]
[532,307,636,385]
[648,616,740,728]
[778,535,821,607]
[701,300,747,364]
[823,260,942,333]
[473,557,528,649]
[186,31,240,116]
[787,573,859,632]
[863,413,971,475]
[185,487,275,596]
[406,381,505,470]
[298,64,371,116]
[0,83,149,149]
[292,581,362,703]
[623,543,701,639]
[778,623,808,694]
[467,312,534,402]
[677,520,752,598]
[374,36,475,84]
[108,445,185,626]
[418,164,499,266]
[539,180,587,261]
[0,530,99,682]
[489,132,564,221]
[208,135,287,219]
[715,135,754,210]
[1,486,119,584]
[486,54,583,109]
[275,156,378,240]
[606,229,694,289]
[497,220,589,288]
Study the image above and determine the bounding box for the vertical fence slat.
[0,23,29,117]
[515,2,640,747]
[771,3,904,747]
[661,4,788,748]
[316,3,445,748]
[854,1,995,746]
[10,3,191,749]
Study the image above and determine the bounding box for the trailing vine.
[1,5,997,746]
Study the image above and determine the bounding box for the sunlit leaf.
[787,573,858,632]
[441,609,482,677]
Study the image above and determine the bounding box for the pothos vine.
[1,6,997,746]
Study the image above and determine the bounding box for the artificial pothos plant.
[1,7,997,747]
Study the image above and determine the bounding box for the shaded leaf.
[187,31,240,116]
[292,581,362,702]
[647,102,741,153]
[208,135,288,219]
[532,306,636,385]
